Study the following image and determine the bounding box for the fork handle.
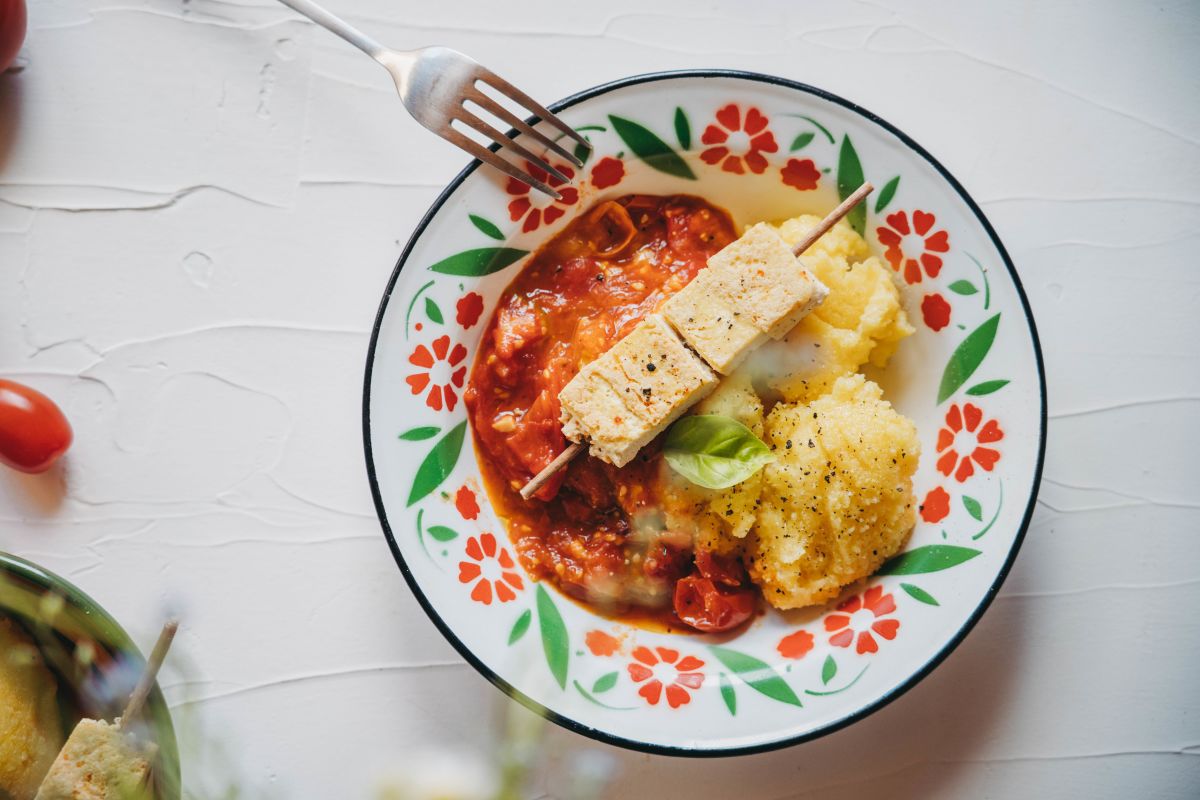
[275,0,385,59]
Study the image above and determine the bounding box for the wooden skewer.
[791,181,873,257]
[119,620,178,727]
[517,183,874,502]
[520,441,583,500]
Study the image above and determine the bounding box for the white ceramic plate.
[364,71,1046,755]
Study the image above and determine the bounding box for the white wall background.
[1,1,1197,797]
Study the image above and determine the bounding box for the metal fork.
[274,0,589,199]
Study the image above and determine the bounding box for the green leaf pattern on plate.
[836,135,867,235]
[536,586,570,689]
[398,426,439,441]
[407,422,467,507]
[430,247,529,276]
[673,107,691,150]
[901,583,940,606]
[719,673,737,716]
[821,655,837,686]
[710,646,802,707]
[608,115,696,180]
[877,545,982,575]
[874,175,900,212]
[469,214,505,240]
[938,313,1001,403]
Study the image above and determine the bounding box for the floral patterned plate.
[363,71,1046,755]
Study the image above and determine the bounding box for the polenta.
[0,617,64,800]
[659,215,919,610]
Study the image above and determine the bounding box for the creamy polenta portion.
[658,215,919,610]
[0,617,64,800]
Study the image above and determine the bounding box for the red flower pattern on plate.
[506,162,579,233]
[777,629,815,660]
[585,630,621,657]
[876,210,951,284]
[590,156,625,189]
[920,486,952,524]
[457,533,523,605]
[700,104,779,175]
[780,158,820,191]
[406,335,467,412]
[921,293,952,331]
[936,403,1004,482]
[627,646,705,708]
[456,292,484,329]
[825,586,900,655]
[455,485,479,520]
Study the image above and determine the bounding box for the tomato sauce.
[464,195,758,632]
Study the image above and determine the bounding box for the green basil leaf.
[663,415,774,489]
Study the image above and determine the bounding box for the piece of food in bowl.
[560,314,718,467]
[701,222,828,341]
[0,617,64,800]
[661,269,766,374]
[470,195,919,631]
[750,374,919,608]
[33,719,153,800]
[758,215,914,403]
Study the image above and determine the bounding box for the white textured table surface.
[3,1,1198,797]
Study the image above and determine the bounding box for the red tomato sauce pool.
[464,195,758,632]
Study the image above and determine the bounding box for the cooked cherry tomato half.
[674,575,756,633]
[694,548,749,588]
[0,379,73,473]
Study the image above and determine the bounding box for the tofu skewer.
[519,183,873,500]
[34,621,178,800]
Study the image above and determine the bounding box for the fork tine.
[465,91,583,168]
[473,68,592,152]
[454,113,573,185]
[443,128,562,200]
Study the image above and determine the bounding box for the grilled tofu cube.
[558,363,650,467]
[662,269,767,374]
[34,719,153,800]
[705,223,829,340]
[559,315,718,466]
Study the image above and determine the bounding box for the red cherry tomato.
[0,379,73,473]
[694,548,748,588]
[674,575,756,633]
[0,0,26,72]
